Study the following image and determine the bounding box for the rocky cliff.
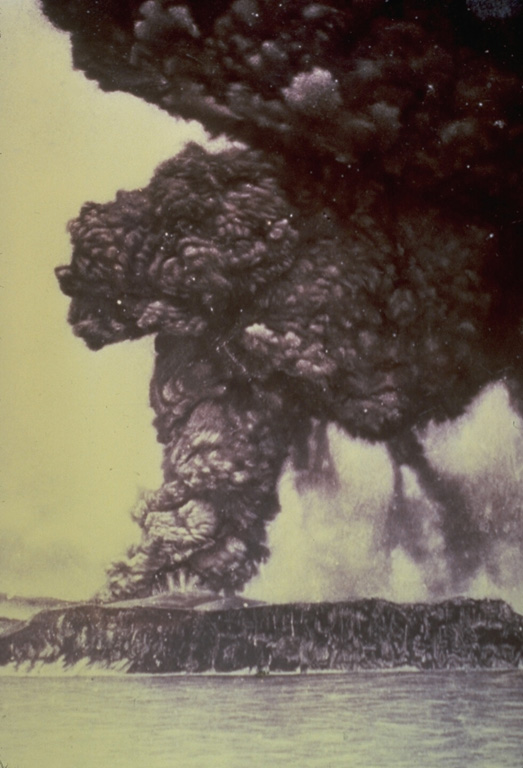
[0,598,521,674]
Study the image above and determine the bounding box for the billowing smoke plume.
[58,145,300,596]
[46,0,523,599]
[41,0,522,219]
[57,141,522,598]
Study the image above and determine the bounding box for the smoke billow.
[45,0,523,600]
[41,0,522,216]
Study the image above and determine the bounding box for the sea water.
[0,672,522,768]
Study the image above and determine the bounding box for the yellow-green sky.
[0,0,210,598]
[1,0,522,609]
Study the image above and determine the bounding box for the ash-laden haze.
[44,0,523,603]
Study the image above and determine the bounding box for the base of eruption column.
[108,590,265,612]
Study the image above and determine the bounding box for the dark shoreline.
[0,597,521,674]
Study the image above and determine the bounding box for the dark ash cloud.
[41,0,522,219]
[45,0,523,598]
[56,140,523,597]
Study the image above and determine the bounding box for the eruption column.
[45,0,523,600]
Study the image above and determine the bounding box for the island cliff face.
[0,599,521,674]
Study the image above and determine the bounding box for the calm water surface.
[0,672,522,768]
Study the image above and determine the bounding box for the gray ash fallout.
[47,0,523,599]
